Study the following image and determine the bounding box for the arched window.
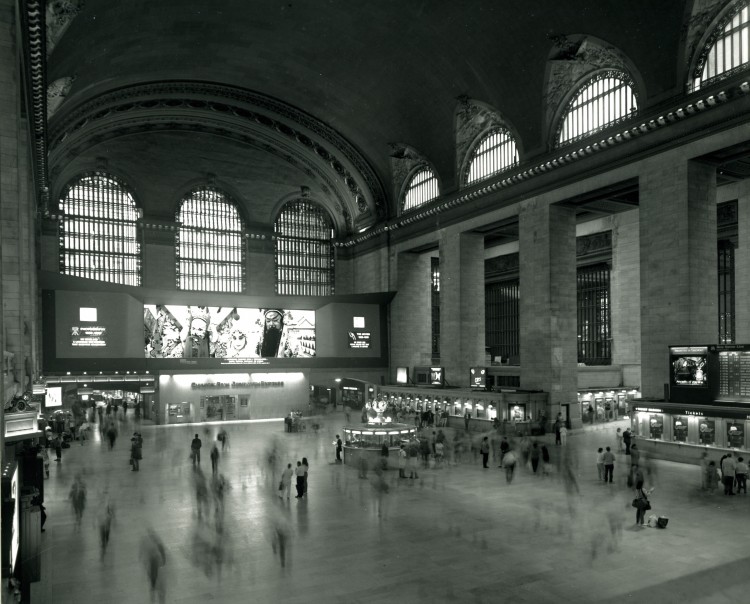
[402,168,439,212]
[58,172,141,286]
[274,200,334,296]
[466,128,519,185]
[692,2,750,91]
[176,187,245,292]
[557,71,637,146]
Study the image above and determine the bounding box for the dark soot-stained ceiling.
[46,0,689,234]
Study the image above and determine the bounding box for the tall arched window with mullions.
[557,71,637,146]
[402,167,439,213]
[274,200,334,296]
[691,1,750,91]
[465,128,519,185]
[58,172,142,286]
[176,187,245,292]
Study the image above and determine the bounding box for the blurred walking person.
[68,474,87,530]
[210,442,220,475]
[502,449,517,483]
[99,499,116,558]
[191,433,202,467]
[279,463,294,500]
[140,528,167,603]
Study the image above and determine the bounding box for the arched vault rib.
[48,82,386,232]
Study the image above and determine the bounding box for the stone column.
[611,210,641,387]
[438,230,485,386]
[735,180,750,342]
[519,200,578,425]
[390,252,432,380]
[639,158,717,399]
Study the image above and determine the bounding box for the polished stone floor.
[28,412,750,604]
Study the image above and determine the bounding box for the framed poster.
[727,422,745,448]
[698,419,715,445]
[673,415,688,442]
[649,414,664,439]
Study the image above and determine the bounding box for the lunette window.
[58,173,141,286]
[402,168,439,212]
[274,200,334,296]
[176,187,245,292]
[558,71,637,146]
[466,128,519,185]
[692,2,750,91]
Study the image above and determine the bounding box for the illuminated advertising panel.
[144,305,315,359]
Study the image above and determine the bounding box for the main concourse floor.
[28,412,750,604]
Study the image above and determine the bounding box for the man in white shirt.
[279,463,294,499]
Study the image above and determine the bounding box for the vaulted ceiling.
[43,0,698,235]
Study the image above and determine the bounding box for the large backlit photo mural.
[144,305,316,359]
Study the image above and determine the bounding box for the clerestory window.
[466,128,519,185]
[58,172,141,286]
[558,71,637,146]
[176,187,245,292]
[274,200,334,296]
[691,2,750,91]
[402,168,439,212]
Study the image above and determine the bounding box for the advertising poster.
[673,415,688,442]
[144,305,315,359]
[670,346,708,386]
[727,422,745,448]
[699,419,715,445]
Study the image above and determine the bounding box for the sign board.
[71,326,106,347]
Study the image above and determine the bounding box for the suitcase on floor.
[656,516,669,529]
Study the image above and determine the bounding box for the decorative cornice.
[48,81,386,221]
[336,79,750,249]
[21,0,49,211]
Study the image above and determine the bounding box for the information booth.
[376,386,549,435]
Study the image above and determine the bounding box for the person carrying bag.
[632,485,653,527]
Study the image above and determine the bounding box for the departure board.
[715,345,750,400]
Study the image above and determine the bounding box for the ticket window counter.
[645,413,665,440]
[727,421,747,449]
[475,402,486,420]
[453,400,463,417]
[486,404,498,422]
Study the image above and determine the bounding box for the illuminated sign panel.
[71,326,106,347]
[348,331,371,349]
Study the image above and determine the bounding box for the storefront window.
[673,415,688,442]
[727,422,745,448]
[475,403,485,419]
[699,419,715,445]
[649,414,664,439]
[509,404,526,421]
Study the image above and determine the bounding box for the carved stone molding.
[48,81,386,220]
[485,252,519,279]
[717,199,738,228]
[47,76,75,119]
[46,0,85,56]
[577,231,612,258]
[455,97,512,185]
